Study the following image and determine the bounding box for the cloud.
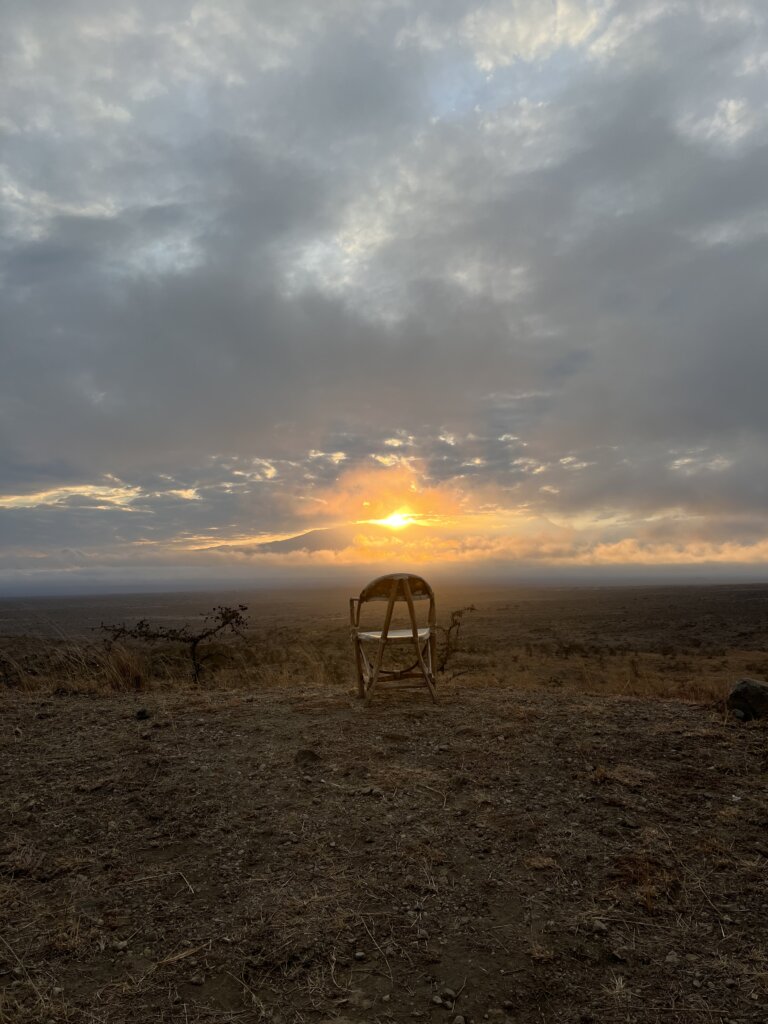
[2,1,768,590]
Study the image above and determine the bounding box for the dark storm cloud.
[3,0,768,586]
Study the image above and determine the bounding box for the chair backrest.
[359,572,434,604]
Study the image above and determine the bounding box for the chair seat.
[357,627,431,642]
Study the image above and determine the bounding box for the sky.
[2,0,768,594]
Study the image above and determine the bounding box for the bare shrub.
[436,605,476,674]
[99,604,249,684]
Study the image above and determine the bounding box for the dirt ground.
[2,677,767,1024]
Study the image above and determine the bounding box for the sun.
[374,510,412,530]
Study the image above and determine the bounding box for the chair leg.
[421,640,438,703]
[353,640,365,698]
[365,582,397,702]
[366,645,384,703]
[403,582,438,703]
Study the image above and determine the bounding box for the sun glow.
[373,510,413,530]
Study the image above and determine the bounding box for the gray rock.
[727,678,768,721]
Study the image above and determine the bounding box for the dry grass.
[3,583,766,704]
[0,627,750,704]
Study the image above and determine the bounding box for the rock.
[441,988,457,1001]
[189,974,204,986]
[354,950,366,961]
[665,951,679,964]
[727,678,768,721]
[135,708,150,721]
[453,1017,466,1024]
[591,919,608,935]
[432,995,444,1006]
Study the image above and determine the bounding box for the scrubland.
[1,585,767,1023]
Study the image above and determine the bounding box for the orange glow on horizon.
[300,462,470,526]
[369,509,413,529]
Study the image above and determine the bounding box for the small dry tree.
[436,605,476,674]
[99,604,249,684]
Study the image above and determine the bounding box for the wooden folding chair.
[349,573,437,703]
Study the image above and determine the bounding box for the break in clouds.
[2,1,768,591]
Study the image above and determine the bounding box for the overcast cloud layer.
[2,1,768,592]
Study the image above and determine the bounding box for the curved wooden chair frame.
[349,573,437,703]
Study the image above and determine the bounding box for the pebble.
[665,951,679,964]
[432,995,444,1006]
[354,951,366,961]
[453,1017,466,1024]
[441,988,457,1000]
[189,974,204,986]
